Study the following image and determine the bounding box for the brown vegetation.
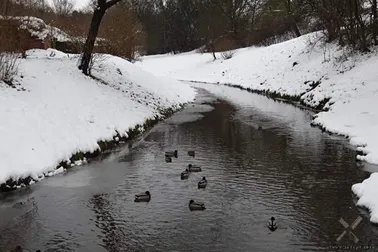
[1,0,376,72]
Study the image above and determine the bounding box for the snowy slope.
[137,33,378,164]
[137,33,378,223]
[0,49,195,185]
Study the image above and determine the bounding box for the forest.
[1,0,377,58]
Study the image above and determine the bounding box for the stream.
[0,86,377,252]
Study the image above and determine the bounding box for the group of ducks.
[134,150,206,211]
[133,150,279,230]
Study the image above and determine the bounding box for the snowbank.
[352,173,378,223]
[0,48,195,186]
[137,33,378,222]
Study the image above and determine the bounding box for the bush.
[0,18,22,85]
[0,53,19,85]
[221,50,234,60]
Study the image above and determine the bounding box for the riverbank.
[137,32,378,164]
[0,49,195,191]
[137,34,378,223]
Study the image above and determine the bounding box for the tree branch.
[105,0,122,9]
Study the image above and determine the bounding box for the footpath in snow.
[136,34,378,223]
[0,49,195,189]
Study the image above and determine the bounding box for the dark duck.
[268,217,278,231]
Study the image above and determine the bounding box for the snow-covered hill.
[0,49,195,188]
[138,32,378,165]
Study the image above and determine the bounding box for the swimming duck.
[12,201,26,208]
[188,164,201,172]
[11,246,23,252]
[189,200,206,211]
[188,150,195,157]
[181,169,190,180]
[268,217,277,231]
[165,150,178,158]
[134,191,151,202]
[165,156,172,163]
[198,177,207,189]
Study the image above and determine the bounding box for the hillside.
[138,32,378,165]
[0,49,195,189]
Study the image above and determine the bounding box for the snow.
[45,167,66,177]
[0,15,71,42]
[137,32,378,223]
[0,48,195,185]
[138,32,378,164]
[352,173,378,223]
[0,15,104,44]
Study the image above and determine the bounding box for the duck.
[268,217,277,231]
[181,169,190,180]
[165,156,172,163]
[12,201,26,208]
[198,177,207,189]
[188,164,201,172]
[11,246,23,252]
[134,191,151,202]
[189,200,206,211]
[188,150,195,157]
[165,150,178,158]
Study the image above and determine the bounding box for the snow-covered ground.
[0,49,195,187]
[136,33,378,223]
[138,34,378,163]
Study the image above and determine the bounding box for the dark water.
[0,87,377,252]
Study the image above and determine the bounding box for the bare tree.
[53,0,74,15]
[0,0,11,15]
[212,0,252,47]
[372,0,378,45]
[100,7,146,60]
[78,0,123,75]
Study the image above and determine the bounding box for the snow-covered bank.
[0,49,195,189]
[352,173,378,223]
[137,33,378,223]
[137,32,378,164]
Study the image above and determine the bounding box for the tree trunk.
[78,8,106,75]
[292,21,301,37]
[373,0,377,45]
[353,0,368,51]
[286,0,301,37]
[3,0,9,15]
[211,40,216,60]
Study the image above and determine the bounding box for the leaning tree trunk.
[372,0,377,45]
[286,0,301,37]
[78,8,106,75]
[291,20,301,37]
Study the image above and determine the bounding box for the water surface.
[0,87,376,252]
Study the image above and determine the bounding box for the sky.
[73,0,90,9]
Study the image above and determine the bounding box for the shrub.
[221,50,235,60]
[0,18,23,85]
[0,53,19,85]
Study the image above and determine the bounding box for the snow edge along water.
[0,105,185,193]
[0,49,196,193]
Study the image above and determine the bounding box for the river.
[0,86,377,252]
